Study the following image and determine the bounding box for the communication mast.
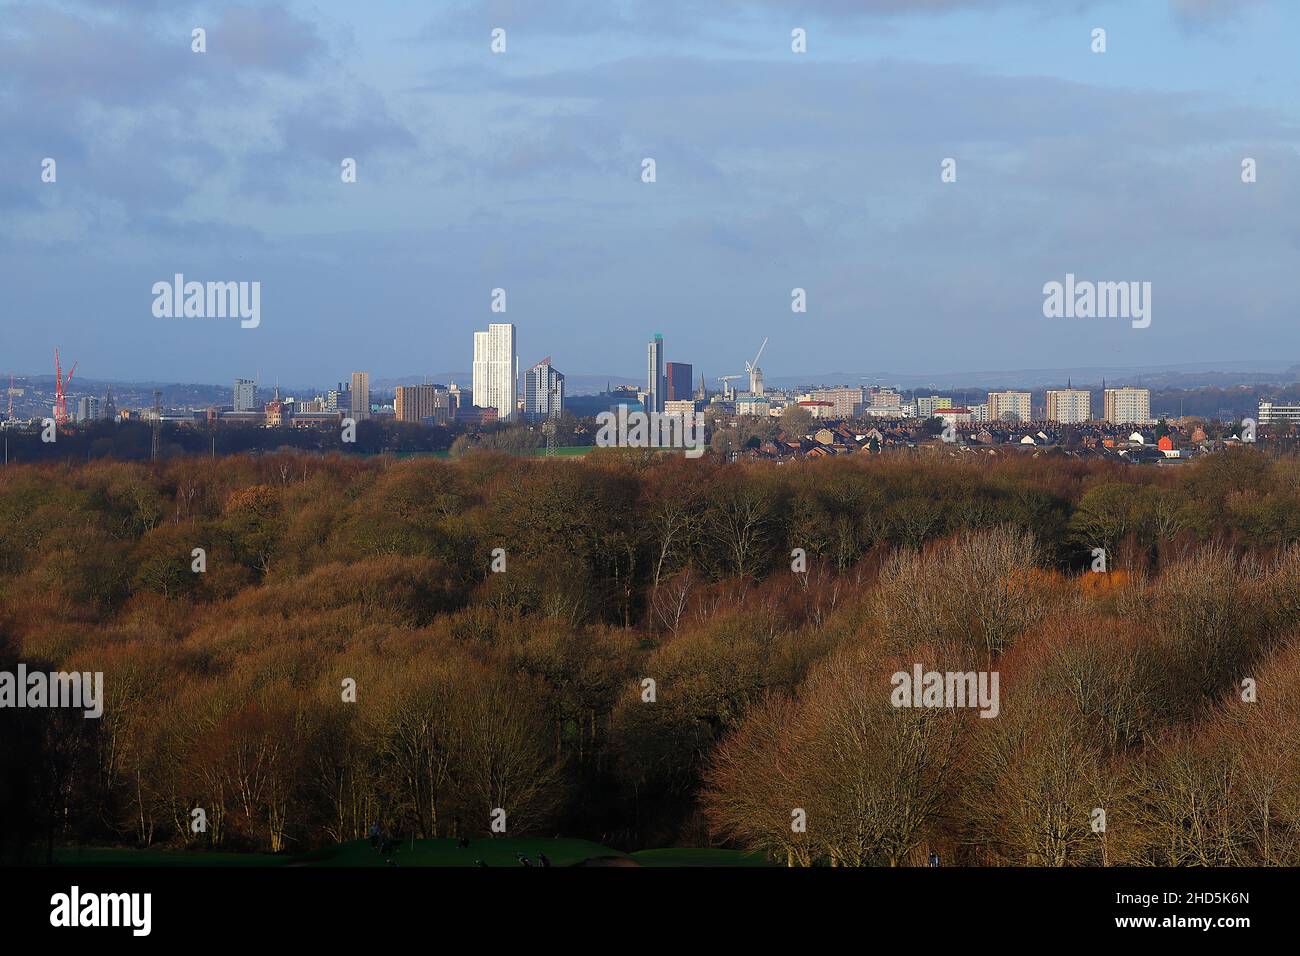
[151,390,162,461]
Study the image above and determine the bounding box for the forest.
[2,447,1300,865]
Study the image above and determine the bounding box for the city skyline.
[4,317,1183,428]
[9,327,1300,396]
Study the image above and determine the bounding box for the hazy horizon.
[8,355,1299,400]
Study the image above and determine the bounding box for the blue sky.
[2,0,1297,387]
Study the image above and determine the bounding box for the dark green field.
[50,840,774,868]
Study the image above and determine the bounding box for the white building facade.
[988,391,1032,423]
[1045,389,1091,424]
[1104,387,1152,425]
[473,322,517,419]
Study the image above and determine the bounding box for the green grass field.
[50,839,773,868]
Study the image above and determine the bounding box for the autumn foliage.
[3,448,1300,863]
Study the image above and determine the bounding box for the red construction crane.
[54,349,77,425]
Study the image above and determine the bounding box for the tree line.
[3,448,1300,862]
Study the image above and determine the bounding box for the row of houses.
[736,418,1253,463]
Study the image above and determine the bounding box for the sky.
[2,0,1298,388]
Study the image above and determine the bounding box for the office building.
[1046,389,1091,424]
[1259,401,1300,425]
[666,362,693,403]
[869,387,902,409]
[289,412,342,428]
[75,396,100,422]
[647,334,665,413]
[988,390,1032,423]
[350,372,370,421]
[473,323,517,419]
[864,386,903,418]
[233,378,257,413]
[809,386,864,419]
[395,385,451,424]
[916,395,953,418]
[524,358,565,421]
[456,406,497,426]
[1104,387,1152,425]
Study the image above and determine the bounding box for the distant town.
[4,326,1300,464]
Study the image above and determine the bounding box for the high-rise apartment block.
[988,390,1032,423]
[916,395,953,418]
[664,398,698,421]
[646,334,665,413]
[473,322,517,419]
[524,358,565,421]
[233,378,257,413]
[810,386,864,419]
[1104,387,1152,425]
[395,385,451,424]
[350,372,370,421]
[75,396,100,422]
[869,387,901,409]
[1045,389,1091,423]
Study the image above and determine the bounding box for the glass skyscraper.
[647,333,664,413]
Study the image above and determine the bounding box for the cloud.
[0,2,415,227]
[427,0,1089,35]
[3,0,1297,382]
[208,3,326,74]
[1170,0,1270,19]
